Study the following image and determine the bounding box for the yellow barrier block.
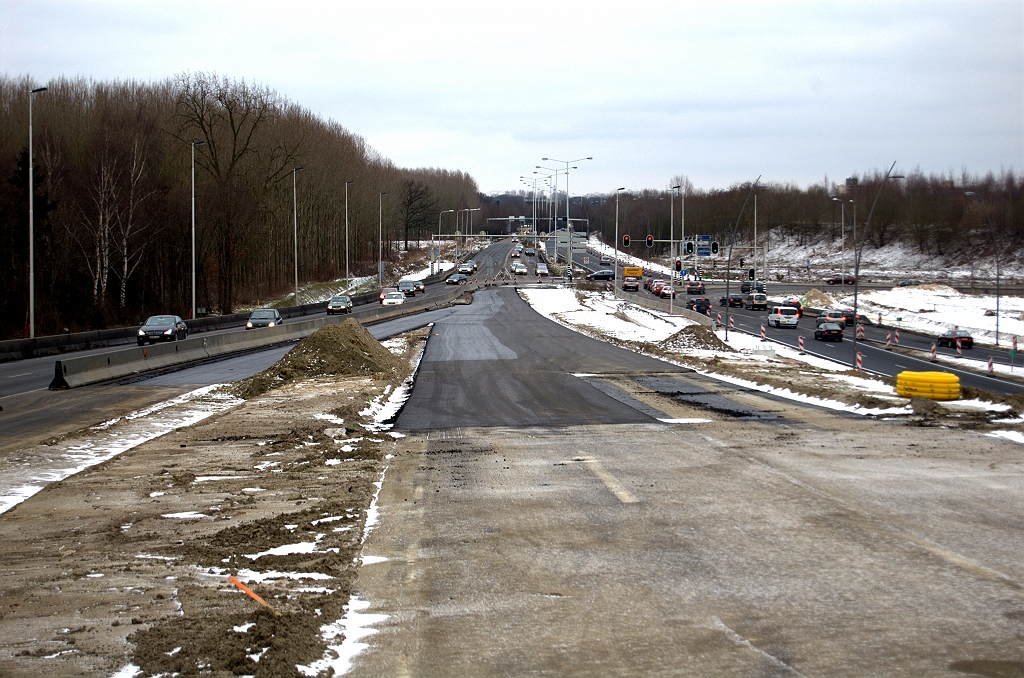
[896,370,960,401]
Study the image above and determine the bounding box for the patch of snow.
[234,622,255,633]
[244,535,325,560]
[230,569,334,583]
[986,430,1024,445]
[296,596,388,677]
[0,384,241,516]
[314,413,345,425]
[361,555,388,565]
[161,512,209,520]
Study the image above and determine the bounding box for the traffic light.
[646,235,654,248]
[748,268,755,280]
[623,235,630,247]
[685,241,694,255]
[675,260,682,272]
[740,257,744,267]
[711,241,719,254]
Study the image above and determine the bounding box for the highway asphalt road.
[352,285,1024,676]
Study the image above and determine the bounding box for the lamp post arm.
[851,160,898,366]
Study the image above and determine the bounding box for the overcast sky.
[3,1,1022,194]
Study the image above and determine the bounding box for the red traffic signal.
[646,235,654,247]
[675,259,682,271]
[623,235,630,247]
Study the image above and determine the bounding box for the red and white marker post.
[729,315,735,330]
[798,336,805,354]
[855,351,863,371]
[856,324,865,340]
[895,329,900,346]
[956,337,963,357]
[760,324,766,341]
[716,312,723,325]
[930,342,937,361]
[885,331,892,350]
[988,356,994,374]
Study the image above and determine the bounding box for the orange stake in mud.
[228,575,281,616]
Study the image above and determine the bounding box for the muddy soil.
[0,323,426,677]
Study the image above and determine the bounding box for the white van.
[768,306,799,328]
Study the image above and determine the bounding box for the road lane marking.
[573,455,638,503]
[6,372,31,378]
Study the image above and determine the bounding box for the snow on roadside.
[0,385,242,516]
[401,261,455,280]
[519,288,696,342]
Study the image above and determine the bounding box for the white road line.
[6,372,32,378]
[574,455,639,503]
[713,617,806,676]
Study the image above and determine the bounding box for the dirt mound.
[662,325,734,353]
[802,288,835,308]
[915,283,959,294]
[235,318,406,399]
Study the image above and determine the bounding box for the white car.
[537,263,549,276]
[513,263,529,275]
[767,306,799,328]
[381,291,406,306]
[457,263,474,274]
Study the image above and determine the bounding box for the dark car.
[741,281,765,294]
[326,294,353,314]
[586,269,615,281]
[686,297,712,314]
[816,310,848,329]
[814,322,844,342]
[781,299,805,317]
[138,315,188,345]
[937,329,973,349]
[720,293,745,307]
[897,279,921,287]
[524,248,536,256]
[398,280,417,296]
[246,309,282,330]
[826,275,857,285]
[685,282,705,295]
[446,273,468,285]
[622,276,640,292]
[413,279,426,292]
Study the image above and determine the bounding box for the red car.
[826,275,857,285]
[937,329,973,349]
[378,287,398,302]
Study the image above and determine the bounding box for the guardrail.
[1,278,450,362]
[48,284,475,389]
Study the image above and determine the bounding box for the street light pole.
[724,176,762,341]
[292,167,304,305]
[542,156,592,263]
[966,191,1001,345]
[614,187,625,292]
[378,192,387,288]
[851,162,903,367]
[345,180,353,288]
[191,140,205,320]
[436,209,454,275]
[670,184,681,315]
[27,85,46,338]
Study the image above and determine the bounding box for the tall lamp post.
[344,180,354,287]
[966,191,1001,345]
[436,209,454,275]
[614,187,626,291]
[670,184,681,314]
[724,176,762,341]
[542,156,591,261]
[191,140,205,320]
[292,166,304,304]
[378,192,387,287]
[851,162,903,366]
[27,85,46,338]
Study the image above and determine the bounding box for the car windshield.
[145,316,177,325]
[331,295,350,303]
[399,281,414,287]
[250,310,276,319]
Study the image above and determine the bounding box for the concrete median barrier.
[49,284,475,389]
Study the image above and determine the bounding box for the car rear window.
[778,308,796,315]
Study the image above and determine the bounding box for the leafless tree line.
[0,73,480,338]
[486,170,1022,266]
